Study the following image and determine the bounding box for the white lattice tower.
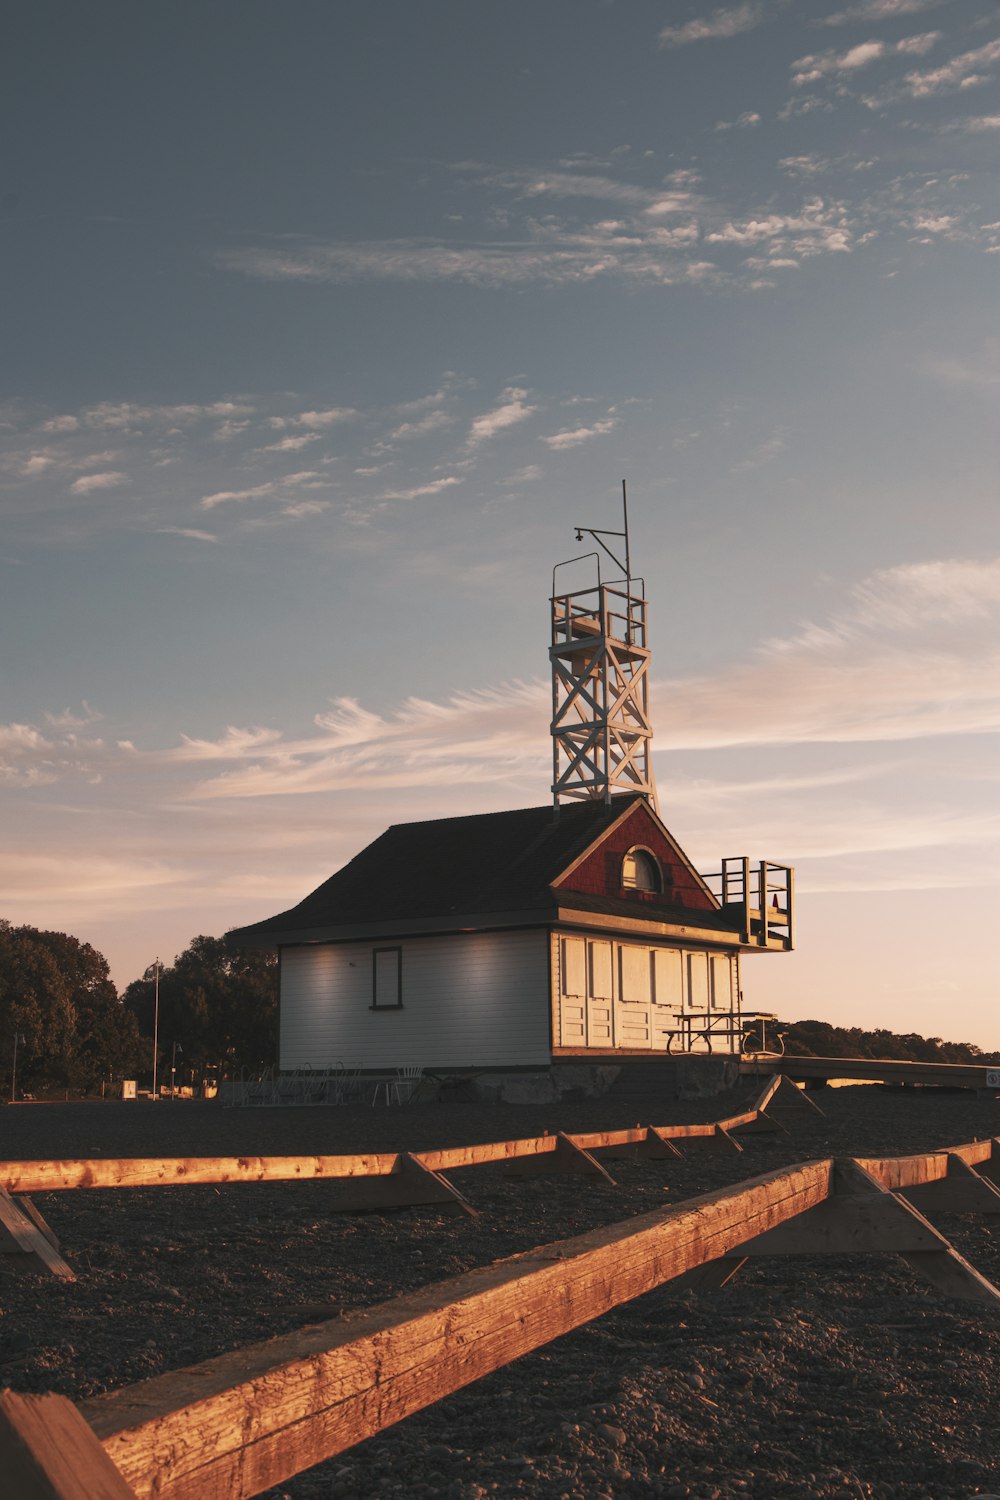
[550,581,658,811]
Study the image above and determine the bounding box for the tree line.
[2,916,996,1095]
[749,1015,1000,1066]
[0,920,276,1095]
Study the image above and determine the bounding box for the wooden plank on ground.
[854,1151,952,1193]
[571,1127,652,1160]
[83,1160,833,1500]
[0,1155,401,1194]
[652,1122,722,1144]
[417,1137,556,1173]
[0,1390,137,1499]
[0,1189,75,1280]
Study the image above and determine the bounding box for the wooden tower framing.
[550,490,658,812]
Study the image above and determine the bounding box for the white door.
[559,936,587,1045]
[587,940,614,1045]
[687,952,709,1011]
[652,947,683,1050]
[616,944,652,1049]
[711,953,734,1010]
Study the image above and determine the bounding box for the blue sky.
[3,1,999,1044]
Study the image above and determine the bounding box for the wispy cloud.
[955,114,1000,131]
[114,554,997,807]
[38,415,81,433]
[258,433,321,453]
[732,428,787,470]
[921,348,1000,387]
[181,683,547,800]
[895,31,941,56]
[376,476,465,501]
[289,408,358,429]
[821,0,946,24]
[43,707,100,734]
[666,557,1000,749]
[506,464,541,484]
[280,500,330,519]
[541,417,618,450]
[200,481,278,510]
[4,558,998,990]
[155,526,221,543]
[214,160,915,298]
[901,35,1000,98]
[81,401,254,430]
[467,387,536,447]
[212,419,252,442]
[69,470,128,494]
[791,40,888,87]
[199,471,321,509]
[704,199,854,257]
[659,2,767,49]
[715,112,762,131]
[386,409,454,442]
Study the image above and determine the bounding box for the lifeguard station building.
[232,509,793,1072]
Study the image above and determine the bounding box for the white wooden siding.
[553,932,740,1052]
[280,930,550,1070]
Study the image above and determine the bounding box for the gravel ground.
[2,1083,1000,1499]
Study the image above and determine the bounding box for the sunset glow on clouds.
[3,1,999,1040]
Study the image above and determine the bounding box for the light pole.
[170,1041,182,1101]
[10,1031,26,1104]
[143,959,163,1099]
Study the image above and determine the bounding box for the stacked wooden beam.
[6,1126,1000,1498]
[0,1075,816,1254]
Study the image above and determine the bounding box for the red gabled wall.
[554,802,715,911]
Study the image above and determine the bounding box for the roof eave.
[554,904,745,946]
[230,905,557,950]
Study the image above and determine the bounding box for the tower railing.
[699,858,795,950]
[550,583,648,654]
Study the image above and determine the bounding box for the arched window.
[621,847,662,893]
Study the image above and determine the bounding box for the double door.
[558,935,736,1051]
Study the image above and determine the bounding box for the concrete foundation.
[462,1055,741,1105]
[219,1055,742,1107]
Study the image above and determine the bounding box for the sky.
[2,1,999,1045]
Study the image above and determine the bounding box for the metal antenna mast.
[574,479,632,629]
[550,483,658,813]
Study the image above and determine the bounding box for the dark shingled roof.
[234,795,653,938]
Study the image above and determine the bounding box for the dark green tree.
[123,933,277,1076]
[0,922,77,1090]
[771,1015,1000,1067]
[0,921,146,1093]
